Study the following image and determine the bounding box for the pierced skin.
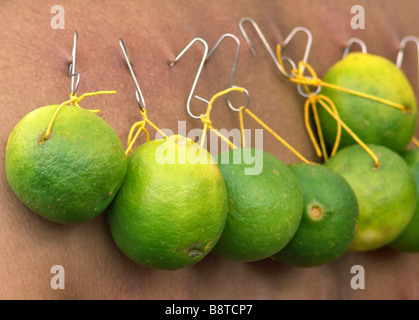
[1,0,419,300]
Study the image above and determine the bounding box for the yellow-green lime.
[389,148,419,252]
[325,144,416,252]
[107,135,228,270]
[5,105,127,224]
[212,148,303,262]
[274,163,358,267]
[318,53,417,153]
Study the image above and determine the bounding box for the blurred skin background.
[0,0,419,299]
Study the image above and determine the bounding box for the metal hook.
[169,38,209,119]
[239,18,313,80]
[68,31,80,95]
[239,17,287,77]
[119,38,146,111]
[342,38,368,59]
[281,26,315,96]
[196,33,250,112]
[281,27,312,73]
[396,35,419,69]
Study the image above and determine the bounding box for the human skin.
[1,0,419,300]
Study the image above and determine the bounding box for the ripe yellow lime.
[325,144,416,252]
[389,148,419,252]
[5,105,127,224]
[212,148,303,262]
[318,53,417,153]
[274,163,358,267]
[107,135,228,270]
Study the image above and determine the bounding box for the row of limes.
[5,52,419,270]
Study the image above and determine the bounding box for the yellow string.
[125,121,150,155]
[304,98,322,158]
[242,108,313,164]
[276,44,408,113]
[311,94,380,167]
[201,88,312,163]
[304,95,343,161]
[40,90,116,143]
[412,137,419,148]
[276,45,383,166]
[125,109,168,155]
[199,88,244,149]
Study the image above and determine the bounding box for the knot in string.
[200,114,213,129]
[198,87,247,150]
[40,90,116,143]
[276,44,407,113]
[276,44,388,168]
[124,108,168,155]
[125,120,149,155]
[289,61,322,89]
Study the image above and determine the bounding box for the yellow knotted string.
[200,88,313,164]
[40,90,116,143]
[125,109,168,155]
[276,45,392,167]
[276,45,408,113]
[199,88,242,149]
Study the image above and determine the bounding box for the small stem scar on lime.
[310,205,324,220]
[274,163,358,268]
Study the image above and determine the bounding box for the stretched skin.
[1,0,419,299]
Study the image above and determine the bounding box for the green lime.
[274,163,358,267]
[107,135,228,270]
[318,53,417,153]
[5,105,127,224]
[212,148,303,262]
[325,144,416,252]
[389,148,419,252]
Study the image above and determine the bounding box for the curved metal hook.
[396,35,419,69]
[119,38,146,111]
[68,31,80,95]
[169,38,209,119]
[281,27,312,73]
[281,26,314,96]
[198,33,250,112]
[239,17,287,77]
[342,38,368,59]
[239,18,313,81]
